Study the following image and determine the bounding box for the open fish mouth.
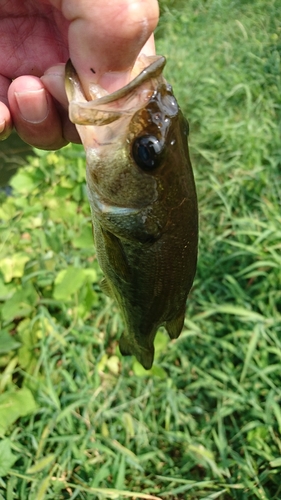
[65,55,167,128]
[65,55,168,164]
[65,55,169,211]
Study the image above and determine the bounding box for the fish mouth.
[65,55,164,213]
[65,55,167,153]
[65,55,166,127]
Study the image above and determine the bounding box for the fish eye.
[132,135,163,171]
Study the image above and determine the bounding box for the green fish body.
[65,56,198,369]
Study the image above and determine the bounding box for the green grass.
[0,0,281,498]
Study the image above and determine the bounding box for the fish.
[65,55,198,370]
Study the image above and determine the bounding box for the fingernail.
[41,71,68,108]
[43,63,65,76]
[0,119,11,141]
[15,88,49,123]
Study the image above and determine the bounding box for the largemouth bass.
[65,55,198,369]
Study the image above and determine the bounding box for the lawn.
[0,0,281,498]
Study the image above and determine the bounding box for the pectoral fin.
[100,228,131,283]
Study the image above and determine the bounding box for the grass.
[0,0,281,498]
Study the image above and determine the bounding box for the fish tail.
[165,309,185,339]
[119,333,154,370]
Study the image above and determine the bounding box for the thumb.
[50,0,159,92]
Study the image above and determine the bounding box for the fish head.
[65,56,189,241]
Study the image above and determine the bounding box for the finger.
[0,75,13,140]
[50,0,159,92]
[8,75,78,149]
[41,63,81,144]
[0,102,13,141]
[41,64,69,110]
[140,34,156,57]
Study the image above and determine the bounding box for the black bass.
[65,55,198,369]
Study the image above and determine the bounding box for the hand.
[0,0,159,149]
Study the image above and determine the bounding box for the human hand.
[0,0,159,149]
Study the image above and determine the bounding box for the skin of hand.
[0,0,159,149]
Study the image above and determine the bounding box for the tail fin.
[165,309,185,339]
[119,333,155,370]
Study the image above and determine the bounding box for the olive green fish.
[65,55,198,369]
